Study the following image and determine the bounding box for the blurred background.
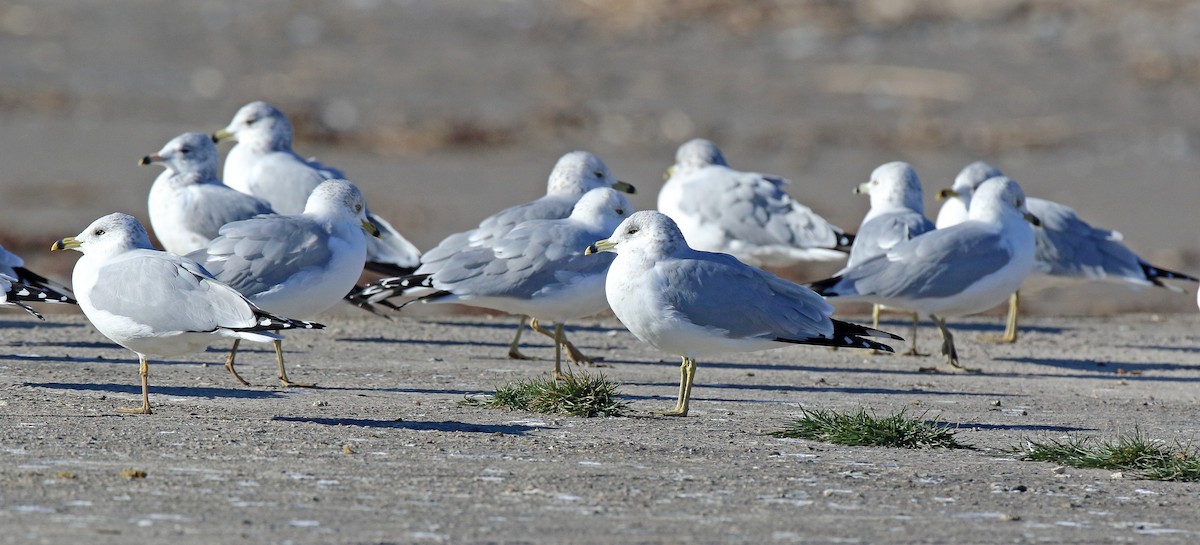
[0,0,1197,315]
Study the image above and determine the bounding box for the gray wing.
[432,220,611,299]
[658,252,836,340]
[183,184,275,241]
[1028,198,1144,281]
[87,250,258,332]
[678,167,847,249]
[836,225,1012,300]
[188,216,335,296]
[246,152,335,214]
[845,211,935,269]
[419,195,576,270]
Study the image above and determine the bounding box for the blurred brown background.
[0,0,1197,314]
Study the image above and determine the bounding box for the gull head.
[139,132,219,180]
[670,139,728,179]
[212,101,292,150]
[303,179,380,237]
[52,213,154,256]
[546,151,633,196]
[569,187,633,232]
[939,160,1004,204]
[969,176,1040,226]
[856,161,924,213]
[586,211,684,258]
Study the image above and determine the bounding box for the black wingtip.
[774,319,901,352]
[364,262,419,277]
[1141,261,1199,285]
[806,275,844,297]
[837,232,856,251]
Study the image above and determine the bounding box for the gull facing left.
[52,213,322,414]
[586,211,897,416]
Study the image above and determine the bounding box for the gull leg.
[507,316,536,360]
[982,292,1020,344]
[552,322,566,381]
[662,357,696,417]
[904,312,927,356]
[928,315,979,373]
[530,318,603,365]
[224,339,251,386]
[872,304,881,329]
[117,355,152,415]
[275,339,315,388]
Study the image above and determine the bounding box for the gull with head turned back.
[657,138,853,268]
[810,177,1039,371]
[187,179,379,387]
[51,213,322,414]
[586,211,898,416]
[938,161,1198,343]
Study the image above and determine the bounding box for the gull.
[586,211,898,416]
[938,161,1198,342]
[212,101,421,276]
[354,150,635,362]
[381,187,632,379]
[187,179,379,387]
[51,213,322,414]
[0,242,76,318]
[810,177,1039,371]
[140,131,274,255]
[657,138,852,267]
[840,161,936,355]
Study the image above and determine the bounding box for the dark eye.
[94,229,105,236]
[246,117,258,125]
[593,170,603,177]
[615,208,625,215]
[179,147,191,154]
[627,227,639,235]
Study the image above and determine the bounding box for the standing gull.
[354,151,635,362]
[586,211,897,416]
[841,162,936,354]
[938,161,1198,342]
[141,131,274,255]
[380,187,633,378]
[810,177,1039,371]
[188,179,379,387]
[51,213,322,414]
[657,138,852,267]
[212,101,421,276]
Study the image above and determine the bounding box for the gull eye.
[627,227,639,235]
[614,208,625,215]
[179,146,191,154]
[94,228,105,236]
[871,179,879,185]
[593,170,603,177]
[355,204,363,212]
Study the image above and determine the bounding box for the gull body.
[142,132,274,255]
[811,177,1038,369]
[214,101,420,275]
[588,211,897,416]
[187,179,377,386]
[657,138,852,267]
[52,213,321,413]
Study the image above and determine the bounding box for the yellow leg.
[872,304,881,329]
[982,292,1019,344]
[224,339,251,386]
[551,322,566,381]
[530,318,602,365]
[507,316,535,360]
[905,312,926,356]
[275,339,315,388]
[117,355,152,414]
[662,357,696,416]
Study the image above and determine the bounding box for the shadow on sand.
[272,415,539,435]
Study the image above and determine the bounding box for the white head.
[302,179,380,237]
[212,101,292,151]
[568,187,633,231]
[139,132,220,182]
[968,176,1039,227]
[52,213,155,258]
[545,151,634,196]
[943,161,1004,205]
[668,138,728,179]
[585,210,687,259]
[857,161,924,213]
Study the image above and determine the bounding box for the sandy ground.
[1,310,1199,544]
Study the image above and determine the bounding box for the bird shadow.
[994,357,1200,377]
[337,336,516,349]
[24,381,286,400]
[926,321,1065,335]
[271,416,538,435]
[603,357,946,377]
[0,353,216,366]
[0,319,81,330]
[428,319,624,335]
[8,340,121,350]
[622,381,1016,398]
[938,421,1095,433]
[1118,344,1200,354]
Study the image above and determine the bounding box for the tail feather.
[1141,261,1198,293]
[10,268,75,304]
[237,308,325,333]
[774,319,900,352]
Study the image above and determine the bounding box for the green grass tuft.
[1015,432,1200,481]
[770,407,970,450]
[461,371,628,418]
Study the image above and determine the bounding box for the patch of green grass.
[770,407,971,450]
[1015,432,1200,481]
[460,371,628,418]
